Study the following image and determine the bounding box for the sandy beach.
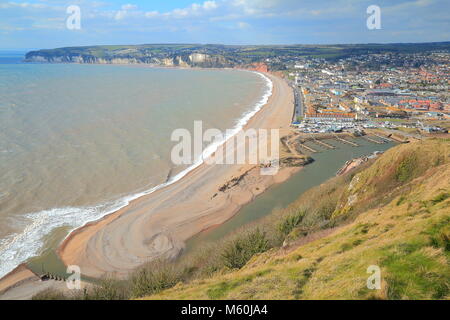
[0,264,71,300]
[55,72,295,279]
[0,72,296,296]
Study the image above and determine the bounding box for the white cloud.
[164,1,219,19]
[170,8,189,18]
[0,2,48,9]
[1,0,448,45]
[145,11,159,18]
[121,4,137,10]
[203,1,218,10]
[232,0,281,15]
[385,0,435,13]
[114,10,127,20]
[114,3,139,20]
[110,1,220,20]
[141,1,219,18]
[237,21,250,29]
[415,0,435,7]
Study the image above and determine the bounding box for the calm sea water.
[0,54,269,278]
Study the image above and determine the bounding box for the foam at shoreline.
[0,71,273,279]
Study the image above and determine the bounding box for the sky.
[0,0,449,50]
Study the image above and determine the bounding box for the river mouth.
[185,137,397,251]
[25,137,396,279]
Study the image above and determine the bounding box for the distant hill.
[25,42,450,69]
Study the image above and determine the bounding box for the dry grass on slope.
[34,139,449,300]
[144,140,450,300]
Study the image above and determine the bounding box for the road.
[288,81,304,121]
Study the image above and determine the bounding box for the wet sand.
[0,264,38,295]
[0,264,87,300]
[57,73,296,278]
[0,264,65,300]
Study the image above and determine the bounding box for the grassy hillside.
[142,139,449,300]
[33,138,449,300]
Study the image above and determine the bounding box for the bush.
[431,192,450,205]
[130,260,181,298]
[395,155,417,182]
[83,277,129,300]
[181,243,225,279]
[222,228,270,269]
[32,277,130,300]
[277,211,305,237]
[32,288,68,300]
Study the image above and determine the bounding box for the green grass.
[222,229,270,269]
[425,217,450,253]
[396,155,417,183]
[129,260,182,298]
[206,275,254,299]
[430,193,450,205]
[32,139,450,300]
[141,139,449,300]
[277,211,305,238]
[382,242,449,299]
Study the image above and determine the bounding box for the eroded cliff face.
[25,52,232,68]
[26,54,159,65]
[189,53,230,67]
[189,53,208,64]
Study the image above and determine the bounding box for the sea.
[0,51,271,278]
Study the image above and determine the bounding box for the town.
[29,43,449,141]
[281,51,449,139]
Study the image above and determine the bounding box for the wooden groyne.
[333,135,359,147]
[372,133,393,142]
[362,135,385,144]
[312,139,336,149]
[299,143,317,153]
[39,272,66,282]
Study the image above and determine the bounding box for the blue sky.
[0,0,449,49]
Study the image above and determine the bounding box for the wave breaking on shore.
[0,71,273,279]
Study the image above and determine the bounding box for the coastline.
[0,264,38,296]
[0,70,296,293]
[0,263,81,300]
[0,69,402,299]
[57,72,295,278]
[0,66,273,279]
